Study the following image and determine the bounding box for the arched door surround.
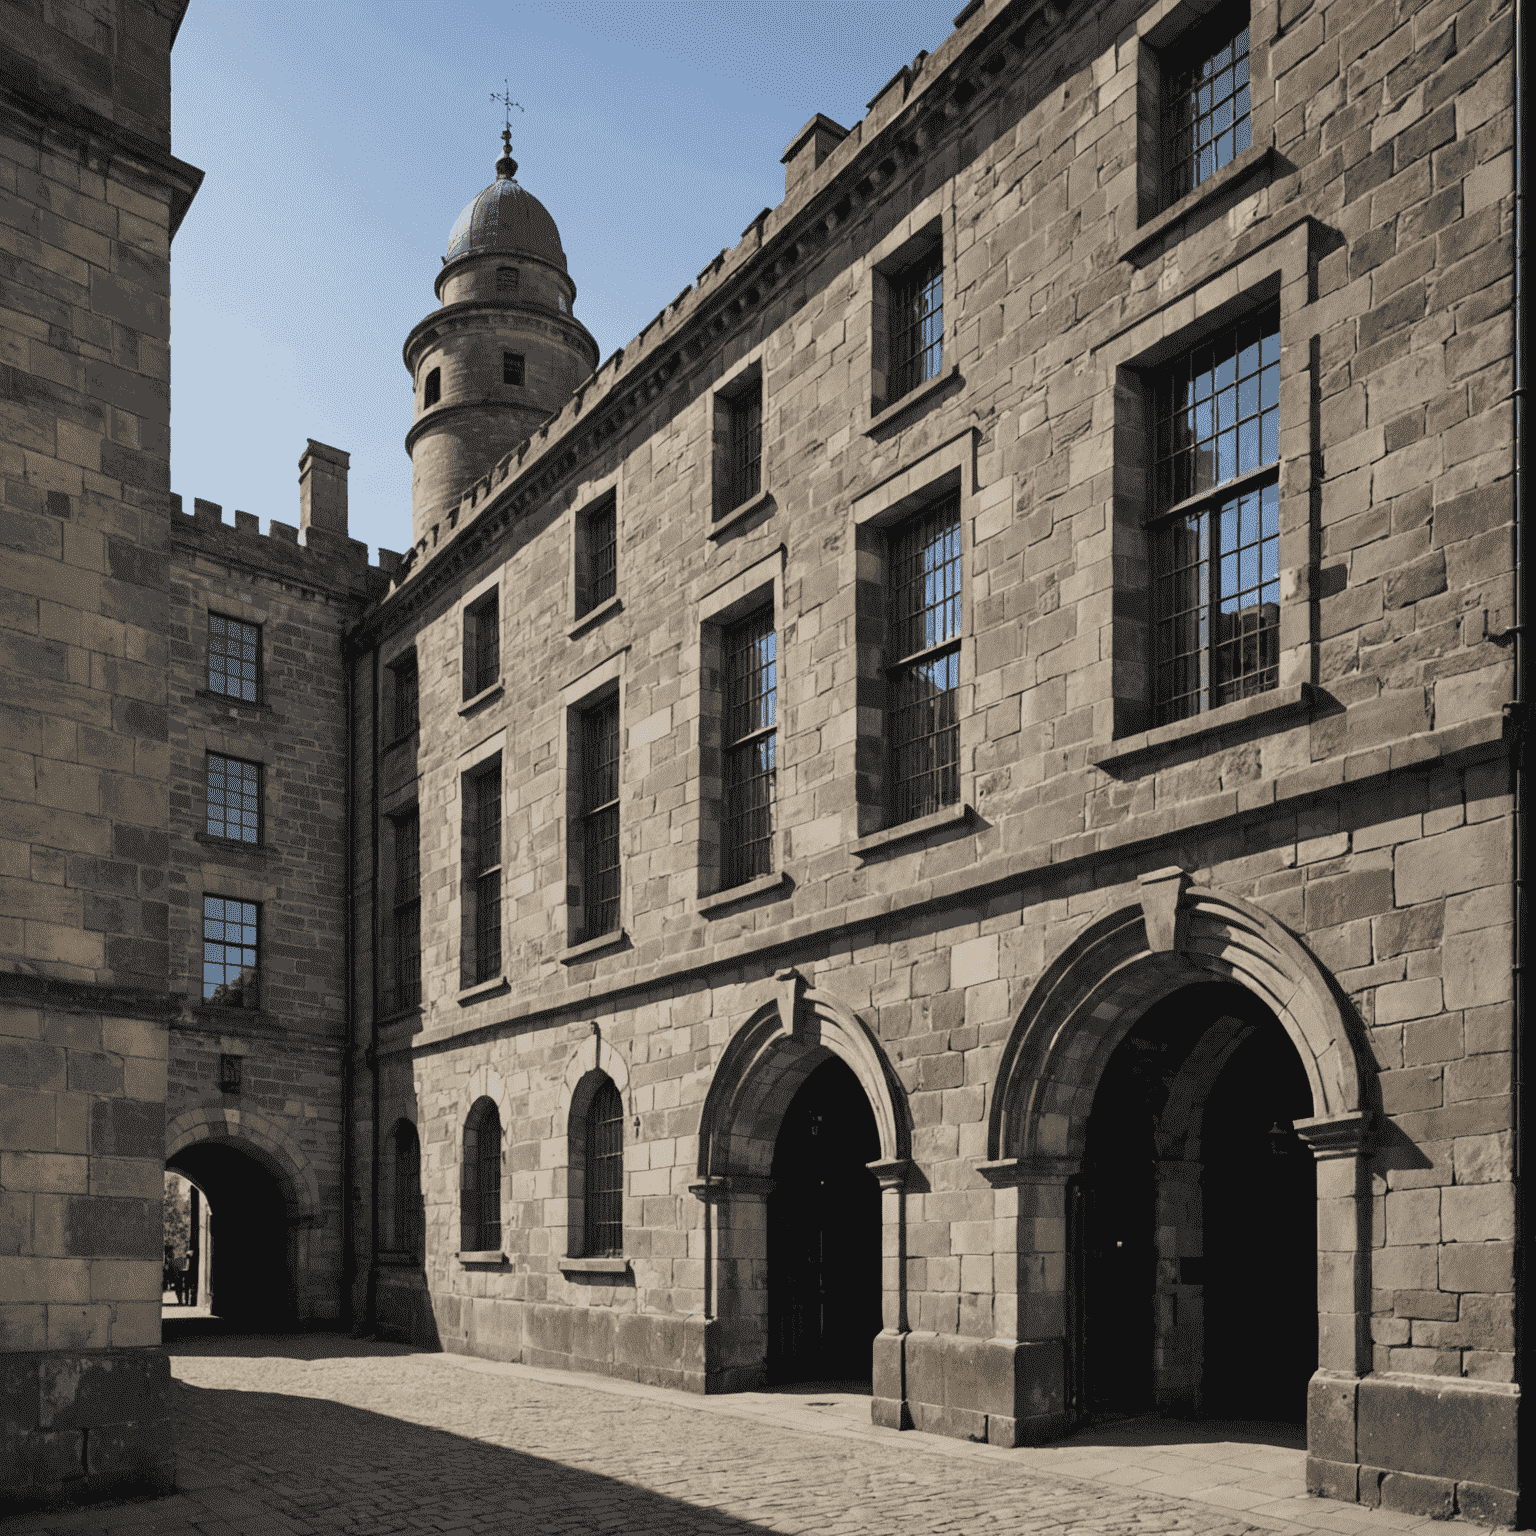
[693,967,911,1411]
[977,870,1375,1447]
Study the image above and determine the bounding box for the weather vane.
[491,81,524,137]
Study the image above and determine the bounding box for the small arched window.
[461,1097,501,1253]
[393,1121,422,1259]
[583,1075,624,1257]
[423,367,441,407]
[496,266,519,293]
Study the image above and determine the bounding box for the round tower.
[404,132,599,541]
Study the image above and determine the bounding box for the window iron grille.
[722,610,776,888]
[582,700,621,938]
[889,249,944,402]
[722,385,763,513]
[208,614,260,703]
[392,658,419,739]
[465,592,499,698]
[1152,304,1281,724]
[579,498,617,615]
[206,754,260,844]
[461,1103,501,1253]
[387,811,421,1012]
[1165,8,1252,203]
[472,770,501,984]
[496,266,519,292]
[503,351,525,386]
[203,895,258,1010]
[584,1076,624,1257]
[888,495,962,825]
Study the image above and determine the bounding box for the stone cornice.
[348,0,1077,655]
[401,297,599,375]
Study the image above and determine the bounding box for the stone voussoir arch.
[987,869,1373,1164]
[696,967,911,1184]
[557,1028,632,1123]
[165,1105,320,1220]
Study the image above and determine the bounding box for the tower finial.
[490,80,524,180]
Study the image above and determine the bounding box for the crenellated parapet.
[168,492,398,603]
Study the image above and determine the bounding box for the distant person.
[175,1251,190,1305]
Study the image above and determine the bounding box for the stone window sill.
[864,364,958,436]
[698,870,791,916]
[376,1250,423,1268]
[558,1255,630,1275]
[193,832,267,858]
[189,1003,275,1030]
[1120,145,1276,266]
[384,729,419,753]
[568,595,622,639]
[375,1004,424,1028]
[1087,682,1315,771]
[458,679,504,716]
[558,929,627,965]
[709,487,774,540]
[456,975,508,1006]
[457,1250,507,1266]
[852,801,972,858]
[196,688,270,715]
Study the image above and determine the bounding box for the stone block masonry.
[350,0,1520,1519]
[0,0,202,1506]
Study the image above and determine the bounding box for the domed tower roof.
[445,131,567,272]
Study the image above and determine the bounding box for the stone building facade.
[0,0,203,1508]
[346,0,1524,1521]
[0,0,1525,1522]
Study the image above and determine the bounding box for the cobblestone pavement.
[7,1336,1502,1536]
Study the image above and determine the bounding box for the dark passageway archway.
[166,1140,294,1331]
[767,1055,882,1384]
[1076,981,1316,1424]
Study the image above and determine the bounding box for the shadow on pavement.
[1064,1414,1307,1451]
[164,1326,425,1360]
[165,1378,788,1535]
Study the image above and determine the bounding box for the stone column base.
[1307,1372,1521,1526]
[0,1347,175,1513]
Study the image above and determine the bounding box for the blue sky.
[169,1,956,559]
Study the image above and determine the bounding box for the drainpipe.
[366,642,382,1335]
[340,643,356,1331]
[1511,1,1528,1515]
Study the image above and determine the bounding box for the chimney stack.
[781,114,850,195]
[299,439,349,539]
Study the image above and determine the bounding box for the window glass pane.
[723,610,776,888]
[202,894,258,1008]
[584,1077,624,1257]
[1165,11,1252,201]
[208,615,259,702]
[206,754,260,844]
[889,248,943,400]
[580,499,617,614]
[723,384,763,513]
[393,659,418,738]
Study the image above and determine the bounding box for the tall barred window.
[389,809,421,1012]
[1165,6,1251,203]
[393,1121,423,1259]
[581,699,621,938]
[206,754,261,844]
[888,247,943,401]
[722,610,776,888]
[463,590,499,699]
[208,614,260,702]
[1152,302,1281,724]
[460,1098,501,1254]
[391,654,419,740]
[468,763,501,984]
[582,1075,624,1257]
[203,896,258,1010]
[888,494,962,824]
[723,383,763,514]
[577,496,617,617]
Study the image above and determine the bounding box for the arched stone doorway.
[165,1108,322,1332]
[767,1055,882,1384]
[166,1138,292,1329]
[694,969,910,1411]
[1074,980,1317,1424]
[982,872,1374,1448]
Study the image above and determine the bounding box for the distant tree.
[163,1172,192,1264]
